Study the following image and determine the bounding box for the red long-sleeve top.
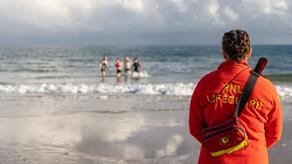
[189,60,282,164]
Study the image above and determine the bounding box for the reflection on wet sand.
[0,116,82,164]
[76,111,197,162]
[0,110,198,163]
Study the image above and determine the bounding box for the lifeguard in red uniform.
[189,30,282,164]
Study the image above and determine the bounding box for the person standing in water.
[132,57,141,79]
[99,55,109,80]
[189,29,282,164]
[115,58,123,82]
[124,55,131,78]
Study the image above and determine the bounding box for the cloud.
[119,0,144,12]
[0,0,291,45]
[224,6,238,21]
[243,0,288,15]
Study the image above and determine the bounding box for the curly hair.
[222,30,251,63]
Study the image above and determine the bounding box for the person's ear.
[222,51,229,60]
[247,48,252,59]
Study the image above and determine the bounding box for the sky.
[0,0,291,46]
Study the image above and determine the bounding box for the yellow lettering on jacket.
[223,83,242,94]
[256,101,263,110]
[222,95,228,103]
[205,83,264,110]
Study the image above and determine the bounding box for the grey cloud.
[0,0,291,45]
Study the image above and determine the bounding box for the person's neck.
[224,58,248,63]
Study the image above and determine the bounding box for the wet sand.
[0,95,291,164]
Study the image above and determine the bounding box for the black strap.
[234,71,260,117]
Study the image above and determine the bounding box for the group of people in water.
[98,55,142,81]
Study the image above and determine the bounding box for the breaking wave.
[276,85,292,100]
[0,83,291,100]
[0,83,195,96]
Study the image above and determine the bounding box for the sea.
[0,45,291,98]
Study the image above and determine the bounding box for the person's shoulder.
[201,70,217,80]
[196,70,218,86]
[257,75,278,95]
[258,75,275,88]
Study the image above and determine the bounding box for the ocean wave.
[0,83,291,99]
[135,71,150,78]
[0,83,194,96]
[0,67,61,73]
[276,85,292,99]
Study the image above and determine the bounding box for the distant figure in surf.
[99,55,109,80]
[115,58,123,82]
[124,55,131,78]
[132,57,142,79]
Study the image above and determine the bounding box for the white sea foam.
[0,83,291,99]
[276,85,292,100]
[139,71,150,77]
[0,83,195,96]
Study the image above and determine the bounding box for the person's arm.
[189,82,204,143]
[98,64,101,73]
[265,92,282,149]
[138,63,142,72]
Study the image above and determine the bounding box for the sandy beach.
[0,94,291,164]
